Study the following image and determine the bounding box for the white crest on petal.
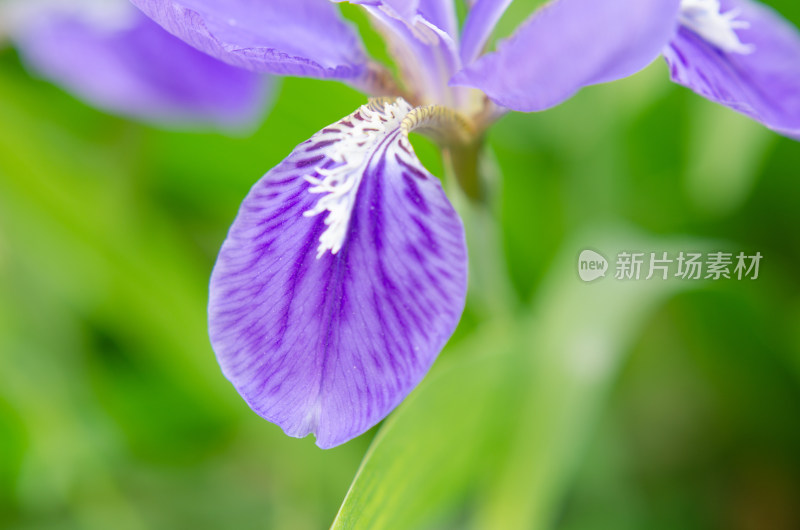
[301,98,415,258]
[680,0,755,54]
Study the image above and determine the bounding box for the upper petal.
[459,0,512,66]
[664,0,800,139]
[208,99,468,448]
[374,0,418,22]
[339,1,463,106]
[130,0,368,81]
[12,6,268,129]
[417,0,459,39]
[451,0,681,112]
[343,1,458,37]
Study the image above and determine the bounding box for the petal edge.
[665,0,800,139]
[131,0,368,80]
[452,0,681,112]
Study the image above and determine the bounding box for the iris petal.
[340,1,457,37]
[208,99,468,448]
[130,0,367,81]
[459,0,512,66]
[13,8,267,129]
[664,0,800,139]
[418,0,459,39]
[340,1,462,106]
[451,0,681,112]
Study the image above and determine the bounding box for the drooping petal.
[451,0,681,112]
[208,99,468,448]
[664,0,800,139]
[12,5,268,129]
[130,0,368,82]
[459,0,512,66]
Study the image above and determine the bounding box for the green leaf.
[331,319,525,530]
[475,228,709,529]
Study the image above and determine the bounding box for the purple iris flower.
[2,0,269,129]
[128,0,799,449]
[664,0,800,139]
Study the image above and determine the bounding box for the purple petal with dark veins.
[130,0,367,81]
[208,99,468,448]
[451,0,681,112]
[13,7,268,129]
[664,0,800,139]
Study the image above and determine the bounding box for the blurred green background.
[2,2,800,529]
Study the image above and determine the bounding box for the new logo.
[578,249,608,282]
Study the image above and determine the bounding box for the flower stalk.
[444,144,518,318]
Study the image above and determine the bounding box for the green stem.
[443,143,518,318]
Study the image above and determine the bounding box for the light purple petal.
[374,0,418,20]
[337,1,462,105]
[208,99,468,448]
[14,8,267,129]
[417,0,459,39]
[451,0,681,112]
[664,0,800,139]
[342,0,457,36]
[130,0,367,81]
[460,0,512,65]
[354,3,462,106]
